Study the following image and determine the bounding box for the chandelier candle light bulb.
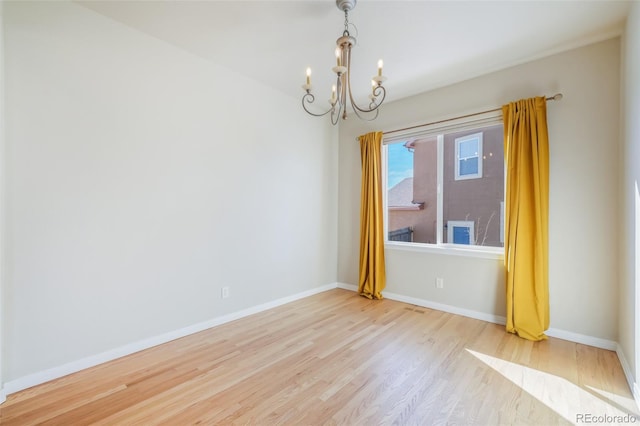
[300,0,387,125]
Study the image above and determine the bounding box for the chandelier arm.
[331,105,340,125]
[373,85,386,106]
[349,95,380,121]
[331,88,346,125]
[331,73,345,124]
[347,87,385,121]
[344,47,385,119]
[302,92,335,117]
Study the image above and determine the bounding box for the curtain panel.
[502,96,550,341]
[358,131,386,300]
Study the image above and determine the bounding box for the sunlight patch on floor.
[586,385,639,415]
[467,349,638,424]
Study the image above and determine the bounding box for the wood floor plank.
[0,289,637,425]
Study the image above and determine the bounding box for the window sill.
[385,241,504,260]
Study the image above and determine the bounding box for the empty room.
[0,0,639,424]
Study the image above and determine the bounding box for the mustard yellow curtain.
[358,131,386,300]
[502,97,550,341]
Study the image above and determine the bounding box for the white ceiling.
[77,0,631,105]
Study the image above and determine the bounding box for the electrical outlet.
[436,278,444,289]
[221,286,230,299]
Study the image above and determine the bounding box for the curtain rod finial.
[550,93,563,101]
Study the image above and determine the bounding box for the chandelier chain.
[343,10,350,36]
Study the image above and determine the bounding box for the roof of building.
[388,177,422,210]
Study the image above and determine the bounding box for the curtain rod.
[383,93,563,136]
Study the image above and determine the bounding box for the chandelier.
[301,0,387,125]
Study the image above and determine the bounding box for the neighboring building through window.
[385,123,504,249]
[455,132,483,180]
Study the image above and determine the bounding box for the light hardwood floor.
[1,289,637,425]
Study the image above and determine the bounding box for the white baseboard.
[338,281,506,324]
[336,282,358,292]
[337,282,617,350]
[616,344,640,411]
[386,290,508,326]
[3,282,339,396]
[546,327,617,351]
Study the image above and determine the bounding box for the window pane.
[459,157,478,175]
[452,226,471,244]
[387,143,413,189]
[459,139,478,158]
[385,123,504,250]
[444,125,504,247]
[387,137,438,244]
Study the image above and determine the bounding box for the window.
[447,221,475,245]
[385,122,504,250]
[455,133,482,180]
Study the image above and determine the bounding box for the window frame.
[454,132,483,181]
[382,114,504,259]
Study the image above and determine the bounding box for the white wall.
[338,39,620,342]
[2,1,337,383]
[0,0,6,403]
[619,1,640,396]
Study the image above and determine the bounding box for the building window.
[447,221,475,245]
[455,132,483,180]
[385,123,504,251]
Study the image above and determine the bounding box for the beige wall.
[2,1,338,383]
[619,1,640,396]
[339,38,620,340]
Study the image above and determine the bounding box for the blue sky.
[387,142,413,189]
